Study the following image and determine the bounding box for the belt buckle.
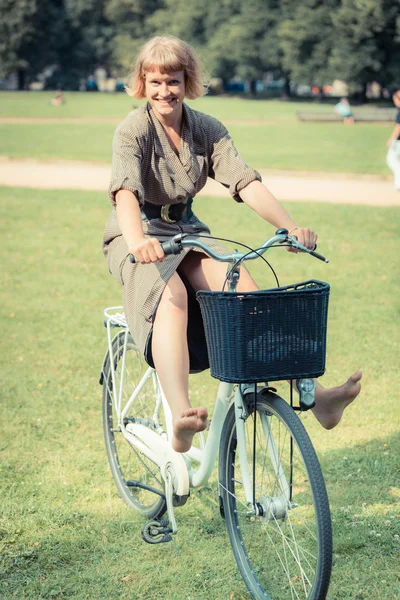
[160,204,177,223]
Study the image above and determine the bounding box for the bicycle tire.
[102,329,167,518]
[219,390,332,600]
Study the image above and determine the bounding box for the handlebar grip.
[287,233,329,264]
[129,237,183,264]
[309,248,329,263]
[161,238,183,256]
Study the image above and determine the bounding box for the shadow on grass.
[1,434,399,599]
[319,431,400,599]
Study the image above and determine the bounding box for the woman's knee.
[179,252,227,291]
[179,251,258,292]
[158,273,188,314]
[237,268,258,292]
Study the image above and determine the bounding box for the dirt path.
[0,156,399,206]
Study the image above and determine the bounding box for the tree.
[0,0,68,87]
[204,0,282,93]
[329,0,400,96]
[0,0,112,89]
[277,0,400,95]
[278,0,339,90]
[64,0,114,74]
[105,0,164,75]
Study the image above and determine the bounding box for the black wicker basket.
[196,280,330,383]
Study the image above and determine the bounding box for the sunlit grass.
[1,187,399,599]
[0,91,393,174]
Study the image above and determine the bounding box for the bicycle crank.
[141,519,173,544]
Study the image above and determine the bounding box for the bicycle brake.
[141,519,173,544]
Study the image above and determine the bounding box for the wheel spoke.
[102,331,166,518]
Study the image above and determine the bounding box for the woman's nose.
[159,83,170,97]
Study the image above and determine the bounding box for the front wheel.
[219,390,332,600]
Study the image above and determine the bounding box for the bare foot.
[172,407,209,453]
[312,370,362,430]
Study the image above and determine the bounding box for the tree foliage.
[278,0,400,92]
[278,0,339,87]
[329,0,400,92]
[0,0,67,82]
[1,0,399,91]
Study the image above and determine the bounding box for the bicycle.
[100,228,333,600]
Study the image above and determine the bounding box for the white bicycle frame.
[103,306,292,531]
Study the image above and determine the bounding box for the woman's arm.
[115,189,164,263]
[387,124,400,147]
[239,180,317,250]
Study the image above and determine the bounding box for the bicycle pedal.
[141,519,173,544]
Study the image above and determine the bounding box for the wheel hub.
[258,495,291,521]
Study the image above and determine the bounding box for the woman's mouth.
[156,98,176,105]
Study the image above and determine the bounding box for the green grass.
[0,91,345,120]
[0,123,117,163]
[0,91,138,119]
[0,91,393,174]
[0,121,391,174]
[1,187,399,599]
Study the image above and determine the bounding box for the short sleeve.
[108,124,145,206]
[207,118,261,202]
[396,110,400,125]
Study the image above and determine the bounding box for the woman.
[334,97,354,125]
[386,88,400,190]
[103,35,362,453]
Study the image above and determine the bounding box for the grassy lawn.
[1,186,399,599]
[0,91,393,174]
[0,91,357,120]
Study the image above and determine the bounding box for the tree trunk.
[282,77,291,99]
[362,81,368,103]
[17,70,25,90]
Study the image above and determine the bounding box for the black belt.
[141,199,193,223]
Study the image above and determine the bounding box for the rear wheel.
[102,329,166,518]
[219,391,332,600]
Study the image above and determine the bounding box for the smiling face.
[145,69,185,123]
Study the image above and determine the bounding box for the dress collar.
[146,102,195,164]
[146,102,204,194]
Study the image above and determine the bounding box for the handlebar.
[129,228,329,264]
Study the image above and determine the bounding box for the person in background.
[103,35,362,453]
[50,88,65,107]
[386,88,400,191]
[334,97,354,124]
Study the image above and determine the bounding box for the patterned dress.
[103,102,261,370]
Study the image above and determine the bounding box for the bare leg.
[151,272,208,453]
[153,253,360,450]
[151,252,257,451]
[179,253,362,433]
[311,370,362,429]
[178,251,258,293]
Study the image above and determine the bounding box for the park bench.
[297,108,396,122]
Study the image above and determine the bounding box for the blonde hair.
[126,35,208,99]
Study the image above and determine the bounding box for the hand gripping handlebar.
[129,229,329,264]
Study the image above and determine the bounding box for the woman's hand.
[287,227,317,253]
[130,237,165,263]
